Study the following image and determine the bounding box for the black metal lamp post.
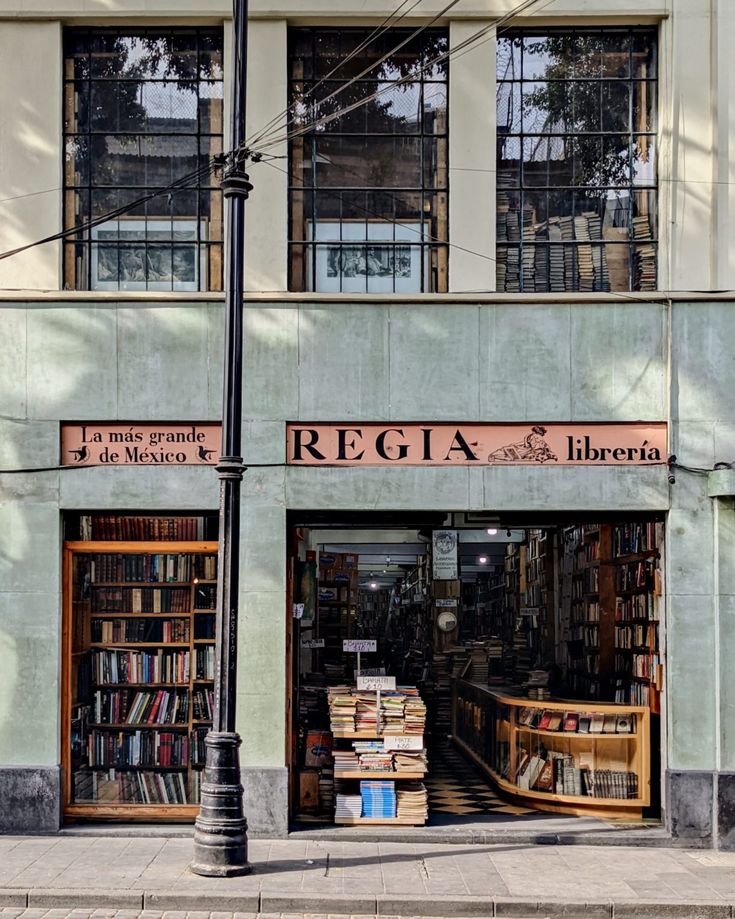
[191,0,252,878]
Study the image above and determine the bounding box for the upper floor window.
[496,28,657,292]
[63,28,224,292]
[288,28,448,293]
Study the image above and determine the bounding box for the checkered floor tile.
[425,742,536,816]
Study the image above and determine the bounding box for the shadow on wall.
[0,301,225,767]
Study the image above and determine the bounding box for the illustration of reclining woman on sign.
[488,425,558,464]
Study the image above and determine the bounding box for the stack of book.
[403,697,427,734]
[335,793,362,819]
[360,780,396,818]
[396,782,428,821]
[354,741,392,771]
[381,693,407,733]
[633,215,656,291]
[355,694,378,732]
[333,749,359,773]
[328,688,357,733]
[394,749,428,772]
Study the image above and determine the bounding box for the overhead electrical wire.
[247,0,465,150]
[246,0,427,148]
[246,0,556,153]
[0,159,220,263]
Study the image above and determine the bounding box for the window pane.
[496,27,657,293]
[289,27,448,292]
[64,27,223,291]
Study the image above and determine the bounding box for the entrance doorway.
[287,512,665,832]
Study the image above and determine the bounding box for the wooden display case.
[62,540,218,820]
[453,680,650,818]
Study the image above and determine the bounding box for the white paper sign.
[357,675,396,691]
[343,639,377,652]
[435,598,458,608]
[383,735,424,751]
[432,530,458,580]
[292,603,305,619]
[301,638,325,648]
[357,667,386,676]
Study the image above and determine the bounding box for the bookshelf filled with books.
[453,681,649,818]
[611,522,664,712]
[63,521,218,819]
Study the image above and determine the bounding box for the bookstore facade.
[1,0,735,851]
[3,292,735,848]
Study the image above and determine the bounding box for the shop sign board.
[61,422,221,466]
[383,735,424,751]
[301,638,325,649]
[433,530,458,580]
[286,422,667,466]
[343,639,377,652]
[357,675,396,691]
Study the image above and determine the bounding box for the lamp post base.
[191,731,251,877]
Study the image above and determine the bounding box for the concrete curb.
[145,891,261,911]
[28,888,145,908]
[0,889,734,917]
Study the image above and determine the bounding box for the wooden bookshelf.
[62,538,217,820]
[453,681,650,819]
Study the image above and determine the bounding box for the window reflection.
[289,27,448,293]
[496,28,658,292]
[63,28,223,291]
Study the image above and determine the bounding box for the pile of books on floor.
[396,782,428,821]
[335,793,362,819]
[319,768,334,811]
[360,780,396,818]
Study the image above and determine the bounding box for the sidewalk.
[2,835,735,918]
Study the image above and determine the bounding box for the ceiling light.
[370,581,378,589]
[479,555,488,565]
[487,528,498,535]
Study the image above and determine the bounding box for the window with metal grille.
[288,28,449,294]
[496,28,657,293]
[63,28,224,292]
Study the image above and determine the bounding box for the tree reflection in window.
[288,28,449,293]
[63,29,224,291]
[496,29,657,293]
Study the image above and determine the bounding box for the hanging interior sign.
[301,638,325,649]
[286,422,667,466]
[357,675,396,691]
[343,639,377,652]
[61,422,221,466]
[432,530,458,580]
[435,598,458,608]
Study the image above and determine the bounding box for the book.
[563,712,579,732]
[578,715,591,734]
[537,710,552,731]
[547,712,563,732]
[590,713,604,733]
[602,715,617,733]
